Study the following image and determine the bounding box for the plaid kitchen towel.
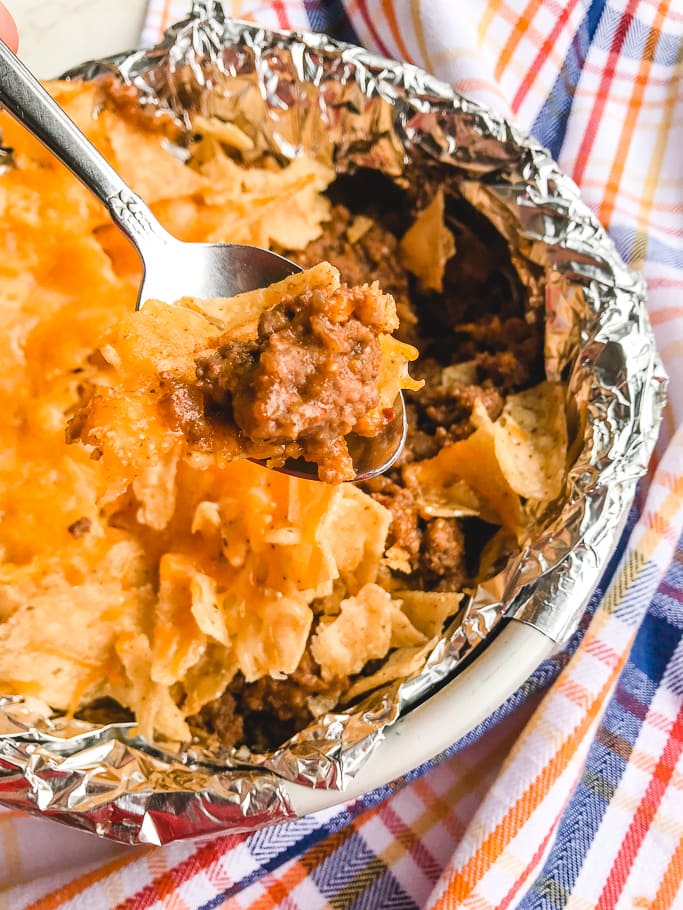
[2,1,682,907]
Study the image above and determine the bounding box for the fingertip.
[0,4,18,52]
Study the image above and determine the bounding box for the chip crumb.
[67,517,92,538]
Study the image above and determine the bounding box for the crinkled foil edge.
[0,1,666,844]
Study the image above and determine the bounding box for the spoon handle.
[0,39,170,254]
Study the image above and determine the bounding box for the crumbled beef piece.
[282,204,419,347]
[76,698,134,725]
[399,401,448,462]
[364,475,422,566]
[191,690,244,747]
[397,357,504,458]
[421,518,466,591]
[158,378,213,446]
[363,477,467,591]
[193,652,339,752]
[445,382,504,423]
[452,315,543,392]
[195,281,394,484]
[475,348,538,391]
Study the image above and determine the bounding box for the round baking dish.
[0,4,665,844]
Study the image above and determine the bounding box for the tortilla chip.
[394,590,463,638]
[192,114,254,151]
[382,545,413,575]
[320,483,392,590]
[100,109,207,205]
[399,189,456,292]
[151,555,211,686]
[178,261,341,337]
[345,641,435,701]
[346,214,374,244]
[390,609,429,648]
[493,381,567,502]
[0,584,126,710]
[403,400,526,536]
[355,334,424,437]
[181,645,238,718]
[0,82,107,168]
[415,477,489,520]
[198,154,334,250]
[226,593,312,682]
[311,583,424,680]
[115,630,190,742]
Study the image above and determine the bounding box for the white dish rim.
[287,620,554,816]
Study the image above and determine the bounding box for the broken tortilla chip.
[403,399,526,537]
[399,188,456,292]
[493,381,567,502]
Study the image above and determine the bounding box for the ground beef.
[284,204,419,347]
[364,475,423,565]
[158,379,213,446]
[398,357,505,456]
[452,315,542,392]
[190,175,545,751]
[189,689,244,748]
[363,476,467,592]
[279,199,541,460]
[421,518,466,592]
[192,651,339,752]
[195,281,396,484]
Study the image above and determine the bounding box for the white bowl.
[288,621,554,815]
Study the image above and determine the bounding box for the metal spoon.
[0,39,406,482]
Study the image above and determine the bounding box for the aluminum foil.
[0,0,666,844]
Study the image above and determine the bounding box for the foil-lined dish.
[0,0,666,844]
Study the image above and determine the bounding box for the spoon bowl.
[0,39,406,482]
[137,232,302,305]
